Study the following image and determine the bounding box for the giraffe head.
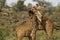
[35,4,45,10]
[28,6,38,15]
[28,5,43,22]
[28,4,45,13]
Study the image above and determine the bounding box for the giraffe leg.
[30,30,36,40]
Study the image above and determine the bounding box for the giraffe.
[30,4,60,40]
[15,4,54,40]
[15,5,44,40]
[34,4,54,40]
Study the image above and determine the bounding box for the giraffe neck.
[35,11,42,22]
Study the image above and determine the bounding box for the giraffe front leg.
[30,30,36,40]
[31,35,36,40]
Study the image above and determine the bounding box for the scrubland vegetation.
[0,0,60,40]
